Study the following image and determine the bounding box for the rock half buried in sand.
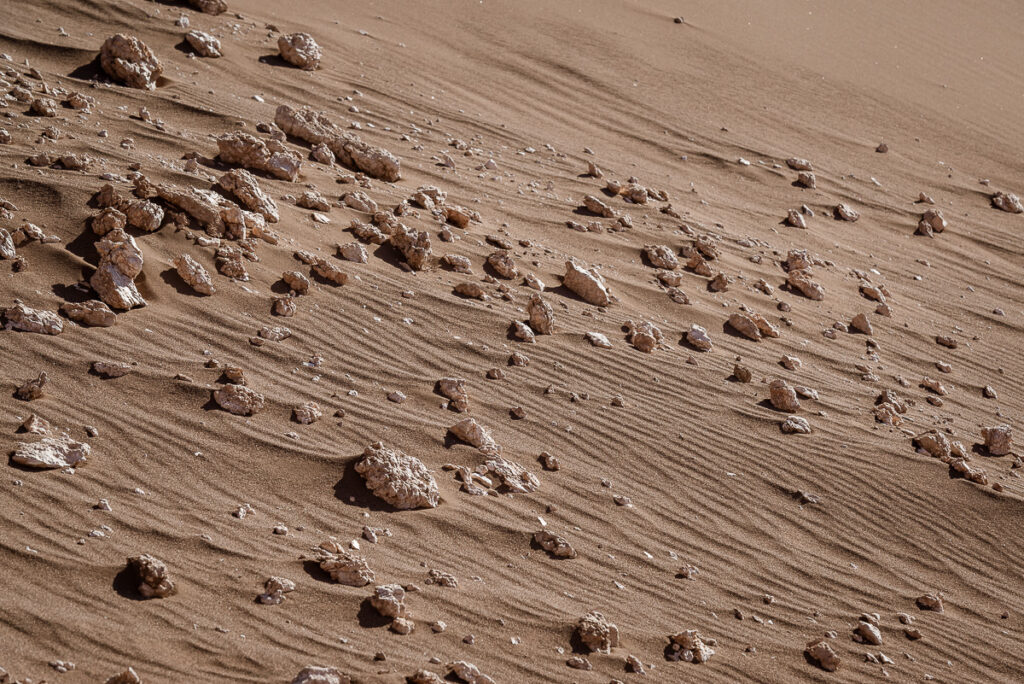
[126,553,176,598]
[12,435,90,469]
[290,666,350,684]
[189,0,227,15]
[667,630,714,663]
[314,540,375,586]
[355,442,439,509]
[780,416,811,434]
[217,132,302,181]
[185,30,222,57]
[805,638,840,671]
[576,611,619,653]
[563,260,611,306]
[449,417,500,455]
[100,34,162,90]
[991,191,1023,214]
[275,105,402,181]
[214,383,265,416]
[3,301,63,334]
[534,530,577,558]
[279,33,322,70]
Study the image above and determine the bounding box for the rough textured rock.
[91,229,146,310]
[992,191,1023,213]
[62,300,116,327]
[850,312,872,334]
[667,630,714,663]
[173,254,214,295]
[355,442,440,509]
[982,424,1012,456]
[625,320,663,352]
[156,184,226,234]
[100,34,162,90]
[370,584,408,618]
[728,311,778,340]
[93,361,132,378]
[450,418,500,455]
[686,324,712,351]
[290,665,349,684]
[447,661,496,684]
[484,457,540,493]
[217,132,301,181]
[274,105,402,181]
[214,383,265,416]
[835,203,860,221]
[769,379,800,411]
[534,530,577,558]
[917,208,947,236]
[487,250,518,279]
[806,638,840,671]
[390,228,431,270]
[314,541,375,586]
[439,377,469,412]
[12,436,90,469]
[563,260,611,306]
[527,294,554,334]
[293,401,322,424]
[16,372,48,401]
[576,611,619,653]
[185,30,222,57]
[104,667,142,684]
[781,416,811,434]
[189,0,227,14]
[644,244,678,269]
[258,576,296,605]
[219,169,279,222]
[125,200,164,232]
[126,554,176,598]
[586,331,613,348]
[583,194,616,217]
[0,228,15,259]
[787,269,824,300]
[279,33,322,70]
[4,301,63,334]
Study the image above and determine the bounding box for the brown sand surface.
[1,1,1023,682]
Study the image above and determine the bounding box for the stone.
[850,312,872,334]
[438,377,469,412]
[854,620,882,645]
[217,132,301,181]
[441,254,472,273]
[769,379,800,411]
[667,630,714,663]
[126,554,176,598]
[781,416,811,434]
[917,594,944,612]
[390,228,431,270]
[835,203,860,221]
[293,401,323,425]
[686,324,712,351]
[513,321,536,343]
[314,541,374,586]
[586,331,613,348]
[455,282,485,299]
[487,250,519,279]
[91,230,146,310]
[644,244,678,269]
[796,171,816,188]
[279,33,322,70]
[214,384,265,415]
[370,584,407,618]
[981,424,1012,456]
[446,661,496,684]
[219,169,279,222]
[290,666,349,684]
[338,242,367,263]
[185,30,222,57]
[527,294,554,334]
[173,254,215,295]
[311,258,349,285]
[805,638,840,671]
[355,442,440,509]
[12,435,90,468]
[298,191,331,212]
[583,194,616,217]
[484,457,540,493]
[93,361,133,378]
[566,656,592,670]
[0,228,15,259]
[93,208,127,236]
[189,0,227,13]
[100,34,162,89]
[104,667,142,684]
[917,209,947,236]
[125,200,163,232]
[728,311,779,340]
[22,414,50,434]
[564,260,611,306]
[785,209,807,228]
[534,530,577,558]
[4,301,63,334]
[992,191,1023,213]
[62,300,116,327]
[787,268,824,300]
[625,320,663,352]
[258,576,296,605]
[787,158,813,171]
[576,611,619,653]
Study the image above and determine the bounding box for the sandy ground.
[1,1,1023,682]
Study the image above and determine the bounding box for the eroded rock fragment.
[992,191,1023,213]
[185,30,222,57]
[62,300,115,327]
[370,583,408,618]
[91,230,146,310]
[126,554,176,598]
[219,169,279,222]
[173,254,215,295]
[314,541,375,586]
[527,294,554,334]
[214,383,265,416]
[487,250,518,279]
[390,228,431,270]
[534,530,577,558]
[290,666,349,684]
[787,269,824,300]
[439,377,469,412]
[576,611,619,653]
[100,34,163,90]
[279,33,322,70]
[355,442,440,509]
[564,261,611,306]
[667,630,714,663]
[4,301,63,334]
[12,435,89,468]
[781,416,811,434]
[805,638,840,671]
[217,132,301,181]
[644,244,678,270]
[982,424,1012,456]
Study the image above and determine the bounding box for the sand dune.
[1,1,1023,682]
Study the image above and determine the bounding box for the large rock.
[218,169,279,222]
[126,554,176,598]
[355,442,439,509]
[4,301,63,334]
[12,436,89,468]
[90,229,146,310]
[214,383,265,415]
[217,132,301,181]
[576,611,619,653]
[279,33,322,70]
[100,34,162,90]
[563,260,611,306]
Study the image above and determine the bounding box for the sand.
[1,0,1023,682]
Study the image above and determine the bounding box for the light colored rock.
[219,169,279,222]
[311,258,349,286]
[564,260,611,306]
[770,379,800,411]
[781,416,811,434]
[992,191,1023,213]
[314,541,374,586]
[173,254,214,295]
[787,269,824,300]
[850,312,872,334]
[534,530,577,558]
[127,554,176,598]
[441,254,472,273]
[982,424,1012,456]
[279,33,322,70]
[100,34,162,90]
[785,209,807,228]
[185,30,222,57]
[439,377,469,412]
[644,244,678,269]
[625,320,663,352]
[214,383,265,416]
[91,230,146,310]
[484,457,539,493]
[12,435,90,469]
[450,418,500,455]
[835,203,860,221]
[728,312,761,340]
[586,331,613,348]
[668,630,714,663]
[217,132,301,181]
[22,414,50,435]
[62,300,115,327]
[156,184,226,234]
[290,665,349,684]
[355,442,440,509]
[390,228,431,270]
[258,576,296,605]
[4,301,63,334]
[917,593,944,612]
[338,242,367,263]
[576,611,619,653]
[104,667,142,684]
[787,157,813,171]
[583,195,615,217]
[796,171,816,188]
[487,250,518,279]
[93,361,132,378]
[527,294,554,334]
[370,583,407,618]
[189,0,227,14]
[293,401,322,424]
[854,620,882,645]
[283,271,311,294]
[454,282,485,299]
[512,320,536,343]
[447,661,496,684]
[917,209,947,236]
[806,638,840,672]
[0,228,15,259]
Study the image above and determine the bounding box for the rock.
[583,194,616,217]
[370,584,408,618]
[805,638,840,671]
[173,254,215,295]
[290,666,349,684]
[390,228,431,270]
[686,324,712,351]
[104,667,142,684]
[835,203,860,221]
[455,282,485,299]
[355,442,440,509]
[781,416,811,434]
[917,209,947,236]
[312,143,335,165]
[441,254,472,273]
[527,294,554,334]
[438,377,469,412]
[311,258,349,285]
[100,34,162,90]
[586,331,613,348]
[796,171,816,189]
[733,364,752,382]
[298,190,331,212]
[576,611,619,653]
[566,656,592,670]
[450,417,500,455]
[22,414,50,434]
[534,530,577,558]
[769,379,800,411]
[62,300,116,327]
[511,320,536,343]
[787,158,813,171]
[408,670,444,684]
[279,33,322,70]
[0,228,15,259]
[219,169,279,222]
[644,244,678,269]
[936,334,958,349]
[787,269,824,300]
[12,435,90,468]
[728,311,778,340]
[785,209,807,228]
[214,383,265,416]
[850,312,872,334]
[185,30,222,57]
[338,242,367,263]
[93,361,132,378]
[564,260,611,306]
[625,320,663,352]
[314,541,375,586]
[293,401,322,424]
[917,594,944,612]
[258,576,296,605]
[126,554,176,598]
[189,0,227,13]
[156,184,226,234]
[91,230,146,310]
[487,250,519,279]
[854,620,882,645]
[217,132,301,181]
[124,200,163,232]
[992,191,1023,213]
[30,97,56,117]
[981,424,1012,456]
[484,457,540,493]
[274,105,402,181]
[446,661,495,684]
[667,630,714,663]
[4,301,63,334]
[950,458,988,485]
[444,205,477,228]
